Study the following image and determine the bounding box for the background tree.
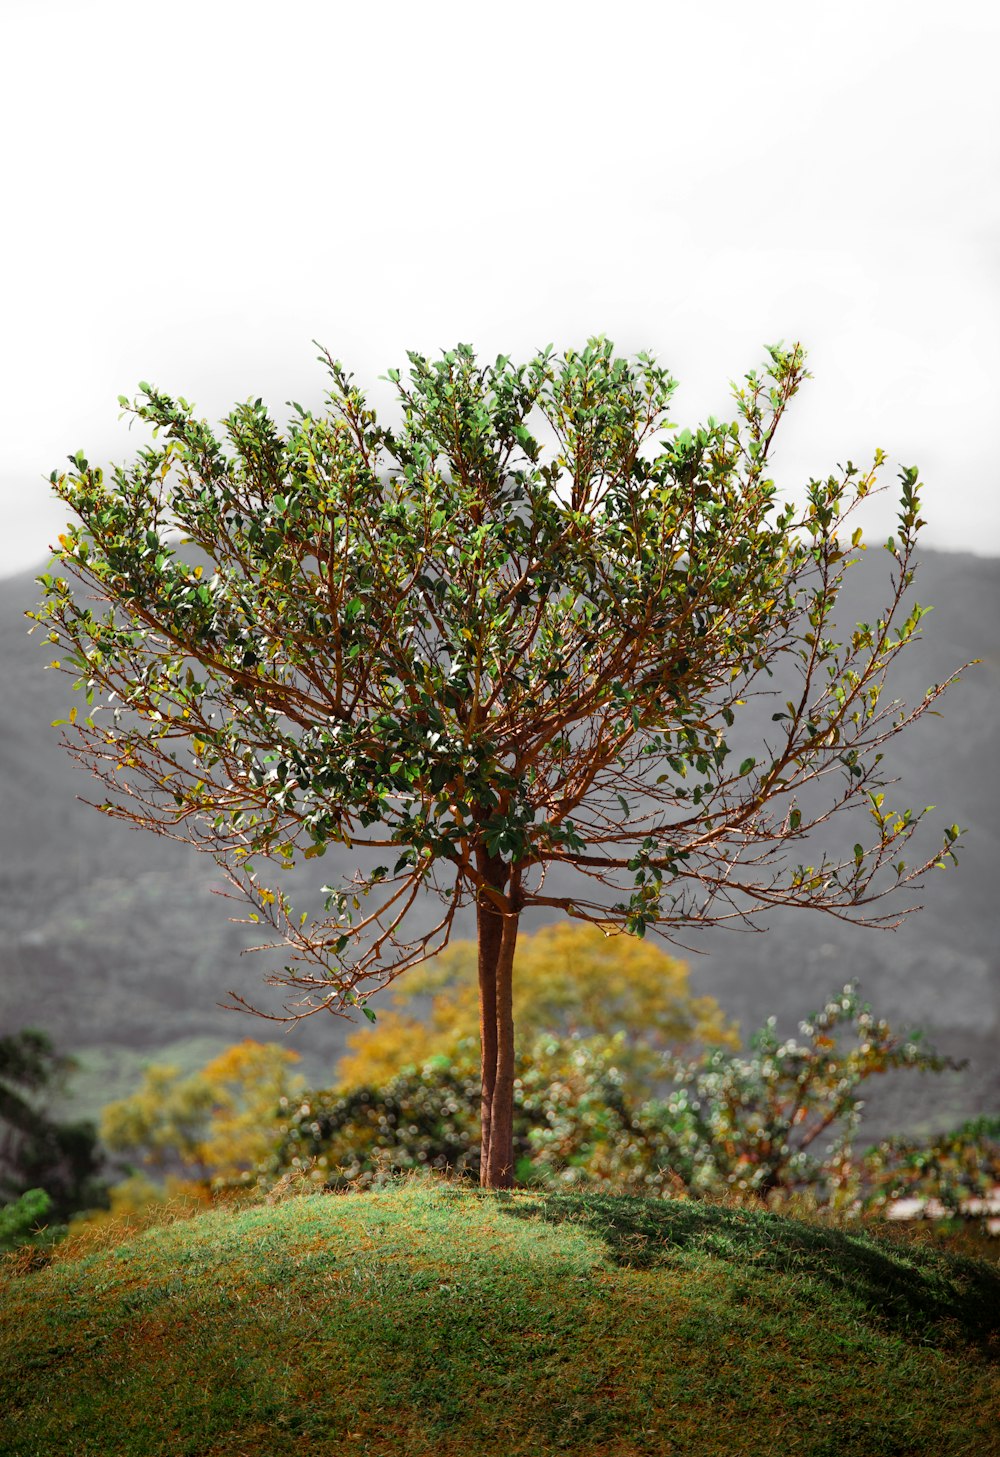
[100,1040,302,1190]
[34,340,964,1187]
[337,921,737,1095]
[0,1029,108,1229]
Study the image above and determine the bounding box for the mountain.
[1,549,997,1133]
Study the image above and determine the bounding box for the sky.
[2,0,998,577]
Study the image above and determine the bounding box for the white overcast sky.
[2,0,998,576]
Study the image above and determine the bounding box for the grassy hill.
[2,1182,998,1456]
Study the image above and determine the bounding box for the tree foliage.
[0,1029,108,1229]
[34,339,965,1184]
[263,984,965,1207]
[337,921,737,1094]
[100,1040,302,1187]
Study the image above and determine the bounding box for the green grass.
[2,1182,998,1457]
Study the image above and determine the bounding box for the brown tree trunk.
[475,854,519,1189]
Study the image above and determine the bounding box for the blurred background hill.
[1,548,997,1136]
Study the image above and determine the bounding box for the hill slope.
[2,1183,998,1457]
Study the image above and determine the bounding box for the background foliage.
[0,1029,108,1246]
[337,922,737,1095]
[264,982,984,1213]
[100,1040,302,1187]
[71,927,997,1235]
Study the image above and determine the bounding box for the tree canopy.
[34,338,964,1185]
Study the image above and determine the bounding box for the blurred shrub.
[861,1115,1000,1229]
[0,1029,109,1241]
[261,984,998,1236]
[100,1040,303,1195]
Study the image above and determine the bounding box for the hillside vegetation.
[2,1182,998,1456]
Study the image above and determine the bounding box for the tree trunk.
[476,855,519,1189]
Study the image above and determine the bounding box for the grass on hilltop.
[1,1180,998,1457]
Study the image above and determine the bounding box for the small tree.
[34,340,964,1187]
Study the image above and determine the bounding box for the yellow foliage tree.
[100,1041,303,1188]
[337,923,737,1096]
[196,1042,304,1179]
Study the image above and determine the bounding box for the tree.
[34,340,965,1187]
[0,1030,108,1226]
[100,1040,302,1189]
[337,921,737,1095]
